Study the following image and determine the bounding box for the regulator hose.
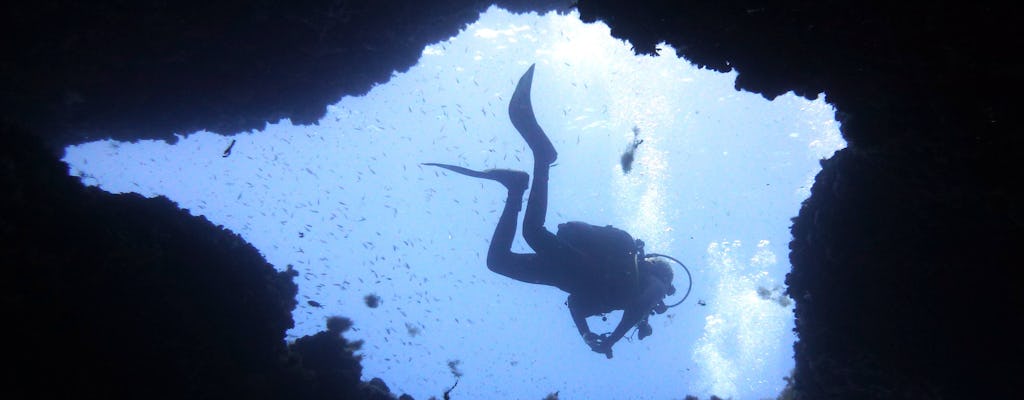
[644,253,692,308]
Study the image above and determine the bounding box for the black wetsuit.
[485,147,587,291]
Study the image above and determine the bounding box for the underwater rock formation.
[1,124,409,399]
[1,0,570,148]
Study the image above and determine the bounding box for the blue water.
[63,7,844,400]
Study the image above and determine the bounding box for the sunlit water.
[64,7,844,400]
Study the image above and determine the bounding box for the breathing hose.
[644,253,692,308]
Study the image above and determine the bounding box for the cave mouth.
[62,6,845,400]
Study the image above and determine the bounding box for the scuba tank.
[556,221,640,293]
[555,221,692,308]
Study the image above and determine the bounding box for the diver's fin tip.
[521,64,536,82]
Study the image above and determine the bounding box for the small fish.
[307,300,322,308]
[222,139,236,157]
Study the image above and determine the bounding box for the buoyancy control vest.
[555,221,640,300]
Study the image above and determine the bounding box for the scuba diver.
[425,64,686,358]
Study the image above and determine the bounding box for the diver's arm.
[570,294,611,355]
[603,277,669,349]
[568,294,593,338]
[604,306,646,349]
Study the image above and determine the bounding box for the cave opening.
[61,6,845,400]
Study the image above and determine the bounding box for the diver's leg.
[486,188,524,272]
[420,162,555,284]
[485,184,565,287]
[509,64,558,165]
[522,158,563,255]
[509,64,563,254]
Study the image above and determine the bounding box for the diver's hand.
[593,341,613,359]
[638,319,653,340]
[584,333,614,359]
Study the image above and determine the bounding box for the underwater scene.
[63,7,844,400]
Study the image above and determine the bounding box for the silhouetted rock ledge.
[1,124,412,399]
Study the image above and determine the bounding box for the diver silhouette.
[425,64,677,358]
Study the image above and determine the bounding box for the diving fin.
[422,163,528,192]
[509,64,557,165]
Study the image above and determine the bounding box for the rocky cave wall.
[3,1,1020,399]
